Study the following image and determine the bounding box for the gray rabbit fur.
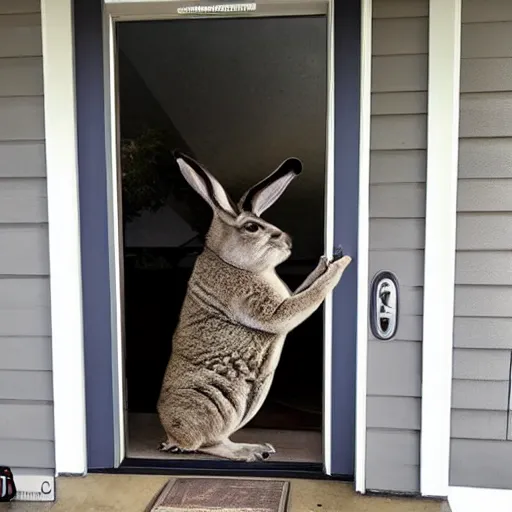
[157,152,352,462]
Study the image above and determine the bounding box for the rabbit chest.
[186,262,290,379]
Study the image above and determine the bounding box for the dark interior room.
[117,15,328,463]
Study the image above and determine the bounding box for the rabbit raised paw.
[157,152,352,462]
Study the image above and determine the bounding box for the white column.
[41,0,88,475]
[420,0,462,497]
[355,0,372,495]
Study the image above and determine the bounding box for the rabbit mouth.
[268,233,292,254]
[280,234,293,250]
[272,240,292,252]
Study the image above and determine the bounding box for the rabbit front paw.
[332,245,345,261]
[318,255,329,273]
[330,254,352,271]
[325,255,352,283]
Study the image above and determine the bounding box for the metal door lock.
[370,271,399,340]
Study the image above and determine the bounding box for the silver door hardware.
[370,271,399,341]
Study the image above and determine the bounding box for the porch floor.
[127,412,322,463]
[0,474,450,512]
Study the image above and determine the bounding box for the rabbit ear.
[174,151,237,216]
[239,157,302,217]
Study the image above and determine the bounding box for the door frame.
[45,0,372,488]
[102,0,351,475]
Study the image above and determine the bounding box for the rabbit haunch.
[157,152,352,462]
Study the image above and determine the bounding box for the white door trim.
[448,486,512,512]
[104,0,328,19]
[41,0,88,476]
[102,0,337,471]
[420,0,462,498]
[322,0,335,476]
[103,12,127,467]
[354,0,372,495]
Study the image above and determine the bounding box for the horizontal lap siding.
[0,2,54,474]
[450,0,512,489]
[0,14,42,58]
[366,0,427,494]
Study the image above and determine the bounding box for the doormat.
[147,478,289,512]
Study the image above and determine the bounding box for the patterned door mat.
[148,478,289,512]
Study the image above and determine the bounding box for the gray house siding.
[365,0,427,493]
[0,1,55,475]
[7,0,512,493]
[450,0,512,489]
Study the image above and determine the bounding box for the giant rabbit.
[157,152,352,462]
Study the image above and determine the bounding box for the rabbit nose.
[271,231,291,248]
[281,233,292,248]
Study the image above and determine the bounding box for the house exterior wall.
[365,0,428,493]
[450,0,512,489]
[0,0,55,476]
[6,0,512,495]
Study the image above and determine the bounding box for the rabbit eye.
[244,222,260,233]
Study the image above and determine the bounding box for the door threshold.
[90,458,353,481]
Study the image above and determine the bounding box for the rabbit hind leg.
[157,429,204,454]
[157,418,204,454]
[198,439,276,462]
[158,438,196,454]
[158,398,207,453]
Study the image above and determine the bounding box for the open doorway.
[117,14,328,465]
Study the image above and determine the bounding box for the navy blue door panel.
[330,0,361,476]
[75,0,115,469]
